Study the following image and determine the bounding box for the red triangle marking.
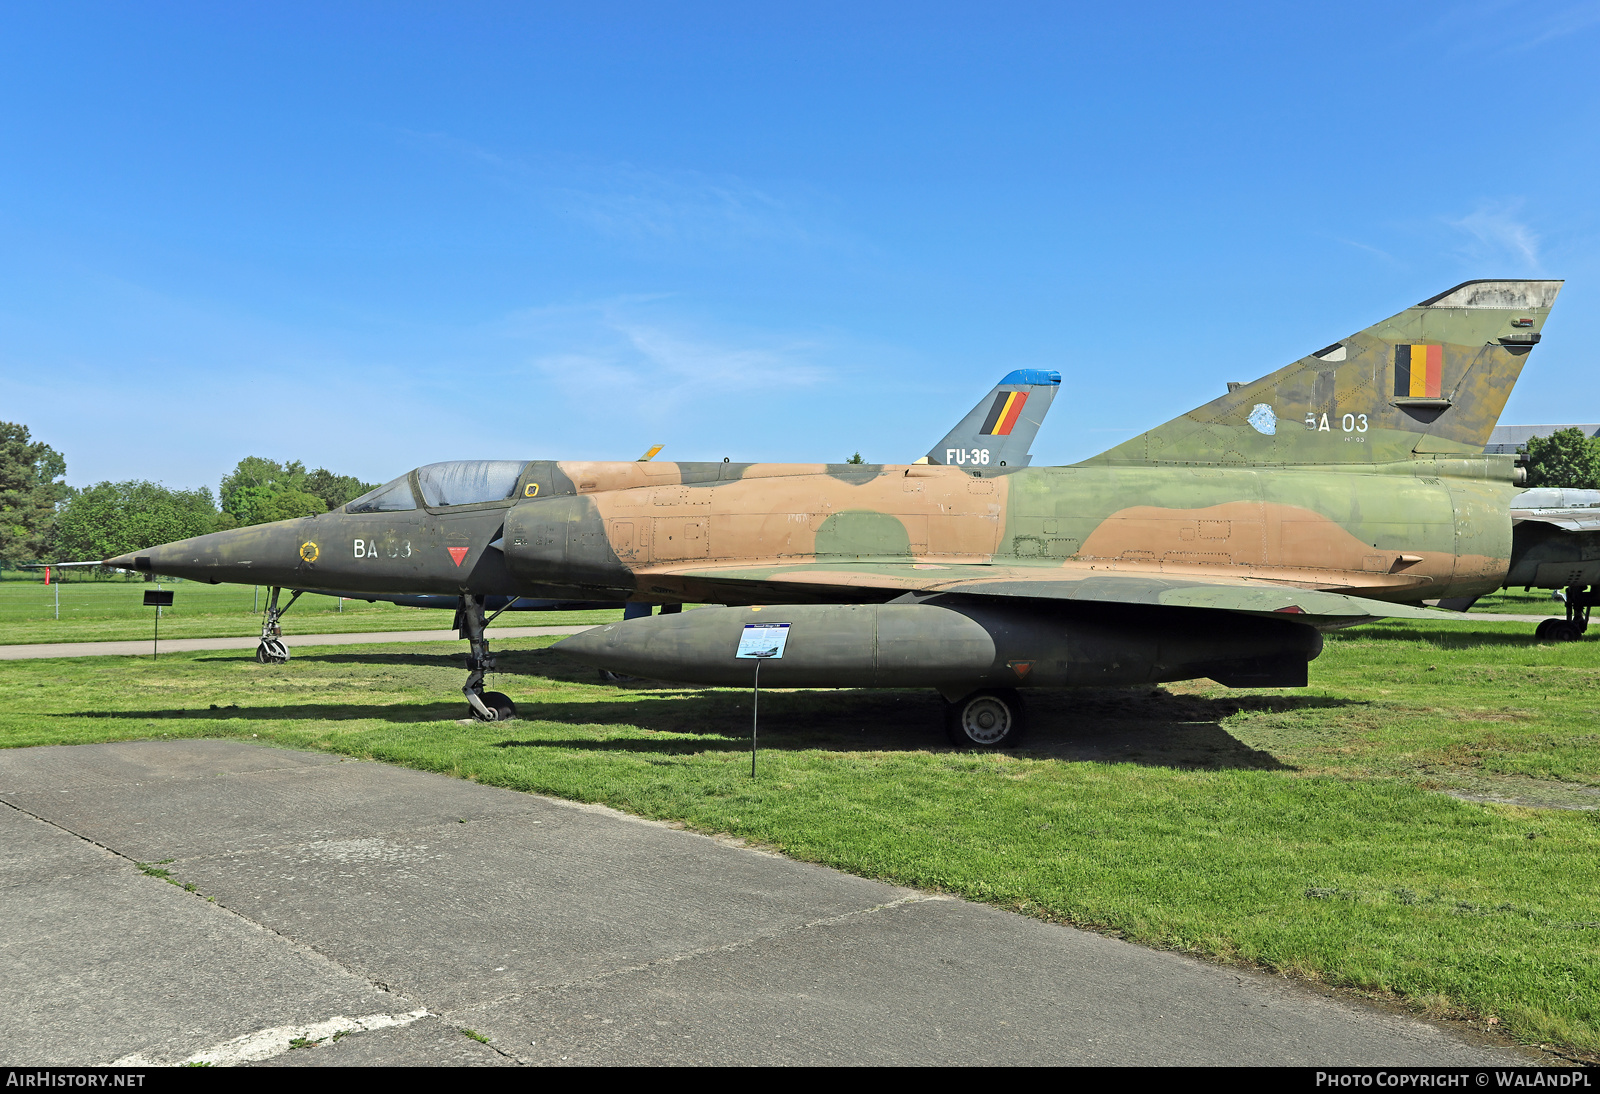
[447,546,470,567]
[1009,660,1033,679]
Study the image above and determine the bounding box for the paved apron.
[0,740,1534,1066]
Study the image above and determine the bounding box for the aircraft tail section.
[927,369,1061,469]
[1084,280,1563,466]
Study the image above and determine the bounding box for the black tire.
[255,640,289,664]
[468,691,516,721]
[944,688,1026,748]
[1549,621,1584,643]
[1536,618,1562,641]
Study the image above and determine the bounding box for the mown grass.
[1471,588,1569,615]
[0,620,1595,1053]
[0,574,621,643]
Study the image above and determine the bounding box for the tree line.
[0,421,374,567]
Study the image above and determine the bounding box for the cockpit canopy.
[346,461,528,513]
[346,475,416,513]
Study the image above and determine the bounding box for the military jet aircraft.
[110,279,1560,745]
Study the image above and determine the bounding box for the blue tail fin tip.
[999,369,1061,386]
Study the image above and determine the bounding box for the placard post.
[736,621,790,778]
[143,589,174,659]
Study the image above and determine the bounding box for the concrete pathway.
[0,740,1539,1067]
[0,625,596,661]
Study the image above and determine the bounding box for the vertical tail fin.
[1084,280,1563,466]
[927,369,1061,468]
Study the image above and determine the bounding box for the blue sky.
[3,1,1598,492]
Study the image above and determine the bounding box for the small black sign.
[143,591,174,607]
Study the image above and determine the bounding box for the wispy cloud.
[398,129,830,250]
[496,298,832,418]
[1446,200,1542,271]
[1432,0,1600,52]
[547,165,817,248]
[1333,237,1399,265]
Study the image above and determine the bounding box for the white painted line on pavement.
[111,1008,432,1067]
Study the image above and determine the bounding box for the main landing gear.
[255,587,301,664]
[456,594,518,722]
[944,688,1027,749]
[1536,584,1599,643]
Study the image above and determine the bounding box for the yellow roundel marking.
[299,541,319,563]
[524,482,540,497]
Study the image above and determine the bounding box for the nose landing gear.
[255,587,301,664]
[457,594,519,721]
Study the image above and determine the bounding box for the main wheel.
[944,688,1026,748]
[1548,621,1584,643]
[1536,618,1563,640]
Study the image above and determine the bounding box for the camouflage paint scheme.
[112,280,1561,696]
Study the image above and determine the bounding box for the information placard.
[736,622,790,659]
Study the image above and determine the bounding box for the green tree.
[52,481,220,562]
[0,421,70,564]
[220,457,307,521]
[219,457,375,526]
[1524,428,1600,490]
[846,452,865,464]
[304,468,375,510]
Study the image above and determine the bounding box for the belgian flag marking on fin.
[979,391,1030,436]
[1393,344,1443,399]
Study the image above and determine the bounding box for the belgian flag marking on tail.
[980,391,1030,436]
[1394,344,1443,399]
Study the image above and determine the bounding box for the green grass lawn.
[1470,588,1569,615]
[0,618,1596,1054]
[0,574,622,643]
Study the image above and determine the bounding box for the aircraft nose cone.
[106,551,153,573]
[102,524,288,584]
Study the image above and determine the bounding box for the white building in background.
[1484,424,1600,454]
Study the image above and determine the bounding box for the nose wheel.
[255,587,300,664]
[458,594,518,721]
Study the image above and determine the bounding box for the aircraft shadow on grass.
[1338,626,1560,648]
[492,685,1342,770]
[52,682,1342,770]
[164,646,1390,770]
